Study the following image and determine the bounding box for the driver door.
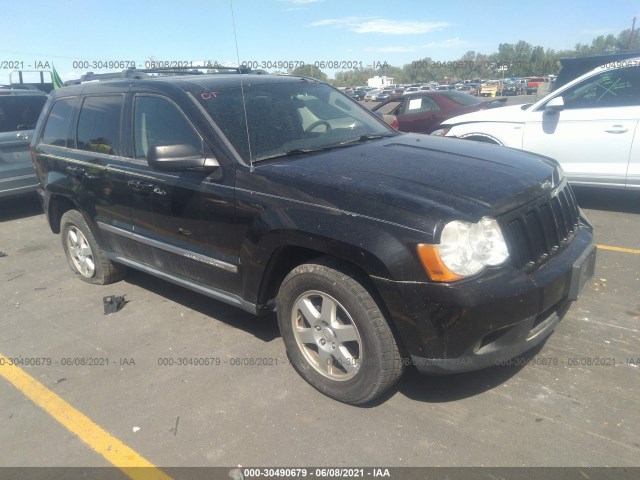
[125,94,240,293]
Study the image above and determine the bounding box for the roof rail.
[63,65,263,86]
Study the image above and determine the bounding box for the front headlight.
[417,217,509,281]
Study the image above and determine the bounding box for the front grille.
[504,183,580,270]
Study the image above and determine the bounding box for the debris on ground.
[103,295,128,315]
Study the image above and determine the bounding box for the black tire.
[276,259,404,405]
[60,210,126,285]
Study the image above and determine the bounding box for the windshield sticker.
[408,98,422,110]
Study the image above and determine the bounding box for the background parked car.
[480,81,503,97]
[403,86,420,95]
[502,80,526,96]
[364,89,382,101]
[376,88,395,102]
[371,90,506,134]
[525,77,546,95]
[0,88,48,198]
[348,89,367,101]
[458,83,480,96]
[433,59,640,189]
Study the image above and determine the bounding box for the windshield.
[195,80,394,162]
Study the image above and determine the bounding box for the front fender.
[239,204,434,305]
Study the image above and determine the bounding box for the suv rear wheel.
[60,210,126,284]
[276,259,404,404]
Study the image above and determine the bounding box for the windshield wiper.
[336,134,395,146]
[255,147,334,162]
[254,134,394,162]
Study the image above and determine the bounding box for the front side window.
[560,67,640,109]
[41,97,75,147]
[76,95,124,155]
[134,95,204,160]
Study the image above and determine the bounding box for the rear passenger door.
[398,95,443,133]
[66,94,132,255]
[124,93,240,294]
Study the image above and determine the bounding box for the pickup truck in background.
[525,77,546,95]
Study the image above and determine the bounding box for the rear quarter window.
[41,97,75,147]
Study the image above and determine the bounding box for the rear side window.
[41,97,75,147]
[0,95,47,133]
[76,95,124,155]
[133,95,204,160]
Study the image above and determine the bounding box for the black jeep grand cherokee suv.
[31,72,596,404]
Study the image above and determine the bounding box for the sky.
[1,0,638,82]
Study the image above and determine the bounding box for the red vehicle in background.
[371,90,506,134]
[525,76,546,95]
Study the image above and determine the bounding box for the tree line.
[290,27,640,86]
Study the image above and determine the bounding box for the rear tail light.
[390,116,398,130]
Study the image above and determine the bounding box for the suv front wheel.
[276,259,404,404]
[60,210,126,284]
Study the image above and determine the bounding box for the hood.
[248,134,562,230]
[442,103,532,126]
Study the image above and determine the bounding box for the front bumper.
[372,226,595,374]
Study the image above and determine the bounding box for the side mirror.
[147,144,219,172]
[544,96,564,113]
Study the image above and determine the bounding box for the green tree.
[617,28,640,50]
[291,65,328,82]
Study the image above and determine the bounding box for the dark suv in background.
[0,88,47,198]
[31,68,596,404]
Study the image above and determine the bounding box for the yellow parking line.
[596,244,640,255]
[0,353,172,480]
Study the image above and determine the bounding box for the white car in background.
[432,59,640,189]
[364,89,382,101]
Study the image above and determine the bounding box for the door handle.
[605,125,629,134]
[16,132,29,141]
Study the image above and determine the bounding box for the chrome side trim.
[104,253,257,315]
[0,174,36,183]
[97,222,238,273]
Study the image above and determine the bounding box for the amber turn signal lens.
[416,243,463,282]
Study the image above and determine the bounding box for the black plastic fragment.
[103,295,128,315]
